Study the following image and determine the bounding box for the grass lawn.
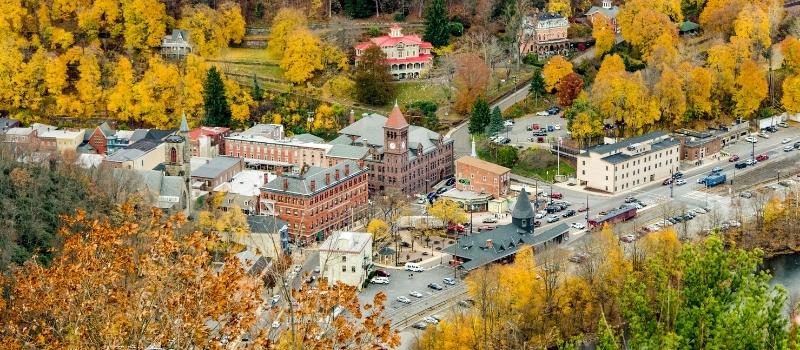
[390,81,450,108]
[511,162,576,182]
[213,47,278,64]
[216,62,284,80]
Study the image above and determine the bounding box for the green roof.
[679,21,700,32]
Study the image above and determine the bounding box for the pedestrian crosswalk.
[682,190,731,207]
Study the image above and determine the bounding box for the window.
[342,256,346,262]
[351,266,356,272]
[342,266,346,272]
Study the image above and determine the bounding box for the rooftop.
[511,189,534,219]
[586,131,670,156]
[338,113,449,157]
[601,138,680,164]
[241,123,284,138]
[263,160,365,196]
[213,170,274,196]
[538,12,566,21]
[319,231,372,253]
[585,5,620,18]
[106,139,163,162]
[456,156,510,175]
[39,129,85,139]
[4,127,34,136]
[354,25,433,50]
[292,133,324,143]
[327,144,369,160]
[189,126,230,140]
[247,215,288,234]
[192,156,242,179]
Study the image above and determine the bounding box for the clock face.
[389,142,396,150]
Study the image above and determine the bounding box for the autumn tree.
[281,27,324,84]
[197,192,249,238]
[204,66,231,127]
[653,66,686,127]
[453,53,491,114]
[733,60,767,117]
[733,3,771,52]
[423,0,449,47]
[556,72,584,107]
[353,45,395,105]
[0,207,263,348]
[468,97,491,134]
[782,36,800,74]
[567,92,603,146]
[179,2,247,57]
[547,0,571,17]
[591,55,659,135]
[366,218,390,246]
[267,7,308,59]
[542,55,573,93]
[107,57,137,123]
[782,74,800,113]
[121,0,168,51]
[684,64,713,118]
[428,199,468,226]
[617,0,680,59]
[592,18,615,57]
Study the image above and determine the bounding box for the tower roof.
[385,102,409,129]
[179,113,189,133]
[512,189,535,219]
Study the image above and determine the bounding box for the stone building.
[332,104,454,196]
[520,12,570,57]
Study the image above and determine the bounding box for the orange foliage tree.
[453,53,490,115]
[0,206,263,349]
[556,72,584,107]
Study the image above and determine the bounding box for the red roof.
[385,103,409,129]
[354,34,434,50]
[189,127,230,140]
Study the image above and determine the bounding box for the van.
[404,262,424,272]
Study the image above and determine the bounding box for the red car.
[577,206,589,212]
[550,192,563,199]
[728,155,739,162]
[447,223,465,233]
[756,153,769,161]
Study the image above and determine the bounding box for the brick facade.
[455,156,511,199]
[262,161,369,243]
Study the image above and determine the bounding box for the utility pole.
[670,168,674,198]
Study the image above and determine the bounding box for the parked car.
[547,125,555,132]
[785,145,794,152]
[735,162,748,169]
[446,178,456,186]
[662,178,673,185]
[779,122,789,128]
[550,192,563,199]
[783,137,792,144]
[675,179,687,185]
[577,205,589,212]
[423,316,439,324]
[795,142,800,149]
[547,106,561,115]
[412,322,428,330]
[546,215,560,223]
[272,321,281,329]
[428,283,444,290]
[569,252,589,263]
[562,209,576,217]
[443,277,456,285]
[746,158,757,165]
[744,136,758,143]
[554,124,561,130]
[756,153,770,161]
[503,120,514,127]
[624,197,637,203]
[571,222,586,230]
[371,277,390,284]
[447,223,465,233]
[728,155,740,162]
[739,191,753,198]
[536,110,549,116]
[397,296,412,304]
[711,166,723,174]
[481,217,498,223]
[672,172,684,179]
[766,126,779,133]
[758,132,770,138]
[620,234,637,243]
[535,212,546,219]
[374,269,391,277]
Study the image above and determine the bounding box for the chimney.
[335,169,340,181]
[358,160,365,168]
[264,173,269,184]
[325,173,331,185]
[486,239,493,249]
[344,164,350,176]
[349,109,355,125]
[283,178,289,190]
[310,180,316,192]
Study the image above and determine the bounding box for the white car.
[758,132,770,139]
[397,296,412,304]
[409,290,423,298]
[571,222,586,230]
[745,136,757,143]
[783,138,792,144]
[675,179,687,186]
[554,124,561,130]
[371,277,390,284]
[503,120,514,126]
[536,111,549,116]
[271,321,280,329]
[535,212,546,219]
[423,316,439,324]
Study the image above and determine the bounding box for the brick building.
[585,0,620,33]
[225,126,367,171]
[261,160,369,243]
[455,156,511,199]
[332,104,455,196]
[190,156,244,191]
[189,126,230,157]
[520,12,570,57]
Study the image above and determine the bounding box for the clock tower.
[383,101,409,190]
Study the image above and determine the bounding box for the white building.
[319,231,372,289]
[354,24,434,80]
[576,131,680,193]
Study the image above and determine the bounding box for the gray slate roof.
[192,156,241,179]
[113,169,185,209]
[587,131,669,155]
[443,222,569,271]
[585,5,620,18]
[538,12,564,20]
[292,133,324,143]
[235,250,268,276]
[511,189,534,219]
[263,160,364,196]
[0,118,20,133]
[247,215,288,234]
[327,144,369,159]
[337,113,449,157]
[601,138,680,164]
[98,122,115,137]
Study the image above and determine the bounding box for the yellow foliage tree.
[592,18,615,57]
[219,2,246,45]
[107,57,137,122]
[707,39,751,97]
[653,66,686,126]
[0,0,28,34]
[733,3,771,51]
[592,68,659,135]
[179,54,209,122]
[280,27,324,84]
[700,0,781,37]
[12,49,47,116]
[782,36,800,74]
[684,65,714,116]
[366,218,390,244]
[223,77,254,126]
[618,0,678,58]
[313,103,338,130]
[121,0,168,51]
[547,0,571,17]
[267,7,308,60]
[76,52,104,118]
[321,75,355,99]
[782,74,800,113]
[733,60,767,117]
[542,55,573,92]
[0,37,24,110]
[78,0,123,41]
[428,199,468,226]
[48,27,75,49]
[764,196,785,227]
[646,32,679,69]
[132,57,181,128]
[179,2,246,57]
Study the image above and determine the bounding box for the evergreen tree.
[353,45,395,105]
[344,0,373,18]
[529,68,546,106]
[251,75,263,102]
[468,97,490,134]
[486,106,504,134]
[423,0,449,47]
[203,67,231,127]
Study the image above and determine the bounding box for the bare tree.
[374,189,411,266]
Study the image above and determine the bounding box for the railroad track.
[388,287,469,331]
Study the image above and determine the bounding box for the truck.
[588,206,637,229]
[757,115,787,130]
[703,173,727,187]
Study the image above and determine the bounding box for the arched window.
[170,147,177,163]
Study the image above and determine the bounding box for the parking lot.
[359,266,461,313]
[494,112,571,148]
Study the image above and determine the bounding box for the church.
[331,103,454,195]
